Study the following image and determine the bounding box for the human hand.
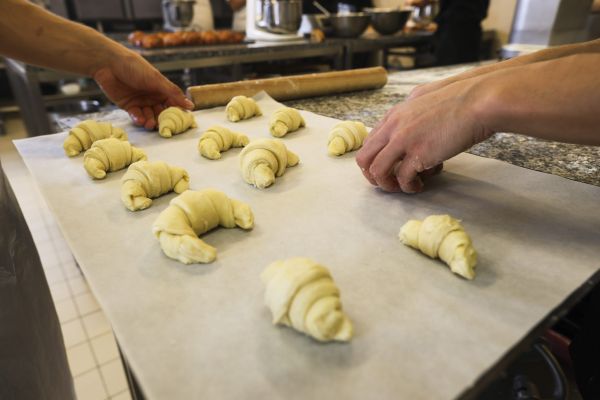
[356,78,493,193]
[93,50,193,130]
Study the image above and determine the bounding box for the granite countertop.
[59,63,600,187]
[287,64,600,187]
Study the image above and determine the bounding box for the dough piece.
[239,138,299,189]
[83,138,147,179]
[152,189,254,264]
[158,107,197,138]
[269,107,305,137]
[327,121,368,156]
[399,214,477,280]
[198,125,249,160]
[121,161,189,211]
[63,120,127,157]
[225,96,262,122]
[261,257,353,342]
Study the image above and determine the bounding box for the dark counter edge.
[458,267,600,400]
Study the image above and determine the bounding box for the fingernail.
[184,98,194,109]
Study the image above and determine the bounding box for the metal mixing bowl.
[256,0,303,35]
[328,13,370,38]
[162,0,196,30]
[365,8,411,35]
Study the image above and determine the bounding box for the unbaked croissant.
[63,120,127,157]
[198,125,249,160]
[158,107,197,138]
[225,96,262,122]
[152,189,254,264]
[261,257,353,342]
[121,161,189,211]
[239,139,299,189]
[399,214,477,280]
[328,121,368,156]
[83,138,146,179]
[269,107,305,137]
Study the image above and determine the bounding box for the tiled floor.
[0,115,131,400]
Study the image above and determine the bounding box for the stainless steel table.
[4,32,433,137]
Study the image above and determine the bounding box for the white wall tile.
[61,318,87,348]
[43,265,66,285]
[75,292,101,316]
[62,260,82,279]
[111,390,132,400]
[100,359,128,396]
[74,368,108,400]
[68,275,90,296]
[49,281,72,302]
[55,297,79,324]
[91,333,120,365]
[40,252,62,273]
[67,342,96,376]
[83,311,112,339]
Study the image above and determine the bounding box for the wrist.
[463,75,502,141]
[89,36,134,78]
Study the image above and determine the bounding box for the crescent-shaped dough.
[198,125,249,160]
[327,121,368,156]
[152,189,254,264]
[121,160,189,211]
[158,107,197,138]
[261,257,353,342]
[269,107,305,138]
[63,120,128,157]
[226,96,262,122]
[399,214,477,280]
[239,139,299,189]
[83,138,147,179]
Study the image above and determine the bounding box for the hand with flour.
[357,45,600,193]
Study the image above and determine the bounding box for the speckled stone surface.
[58,63,599,187]
[287,64,600,187]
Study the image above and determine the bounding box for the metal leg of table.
[231,63,243,81]
[4,59,52,136]
[343,46,354,70]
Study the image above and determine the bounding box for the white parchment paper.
[15,93,600,400]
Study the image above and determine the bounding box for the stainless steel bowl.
[328,13,370,38]
[365,8,411,35]
[162,0,196,30]
[256,0,303,35]
[411,2,439,25]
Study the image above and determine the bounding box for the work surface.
[15,94,600,399]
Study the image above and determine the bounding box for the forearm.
[410,39,600,98]
[475,53,600,145]
[0,0,128,76]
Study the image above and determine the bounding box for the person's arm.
[0,0,193,129]
[356,52,600,193]
[408,38,600,100]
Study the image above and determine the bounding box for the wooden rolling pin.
[186,67,387,109]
